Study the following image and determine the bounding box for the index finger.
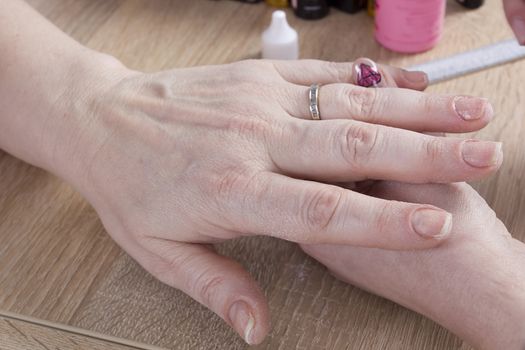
[221,172,453,250]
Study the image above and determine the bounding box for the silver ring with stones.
[309,84,321,120]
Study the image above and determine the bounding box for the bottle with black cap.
[456,0,484,9]
[330,0,366,14]
[292,0,329,20]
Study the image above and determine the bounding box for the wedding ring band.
[309,84,321,120]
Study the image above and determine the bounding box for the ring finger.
[283,83,494,133]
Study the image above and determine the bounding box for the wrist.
[424,248,525,350]
[475,241,525,350]
[41,50,136,189]
[474,284,525,349]
[0,0,136,194]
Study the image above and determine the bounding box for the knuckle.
[373,201,397,235]
[212,166,256,203]
[229,60,275,86]
[141,241,191,285]
[422,94,440,115]
[340,123,381,170]
[236,58,266,71]
[423,137,444,163]
[226,116,273,139]
[228,60,257,78]
[345,86,377,120]
[326,61,352,82]
[302,187,343,235]
[194,273,227,307]
[447,182,469,197]
[207,166,266,223]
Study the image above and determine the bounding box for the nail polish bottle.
[456,0,484,9]
[375,0,446,53]
[367,0,375,17]
[291,0,329,20]
[262,11,299,59]
[265,0,289,7]
[330,0,366,14]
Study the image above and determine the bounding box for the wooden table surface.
[1,1,524,349]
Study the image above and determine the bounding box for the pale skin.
[302,182,525,350]
[505,0,525,44]
[0,0,523,347]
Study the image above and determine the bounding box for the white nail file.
[408,39,525,85]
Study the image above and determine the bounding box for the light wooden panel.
[0,0,522,349]
[0,311,163,350]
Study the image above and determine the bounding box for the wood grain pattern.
[0,311,164,350]
[0,0,523,349]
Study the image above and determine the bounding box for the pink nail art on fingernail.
[353,58,382,88]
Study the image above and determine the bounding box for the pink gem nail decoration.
[357,63,382,88]
[353,58,382,88]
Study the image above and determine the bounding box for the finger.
[370,181,511,240]
[271,59,428,90]
[225,172,453,249]
[387,67,429,90]
[270,119,503,183]
[367,181,484,213]
[503,0,525,45]
[137,240,270,345]
[284,84,494,132]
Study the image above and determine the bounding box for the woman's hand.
[0,3,503,339]
[302,182,525,349]
[0,1,508,345]
[50,58,503,344]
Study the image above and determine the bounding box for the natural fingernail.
[411,208,452,239]
[453,96,493,121]
[404,70,428,84]
[511,17,525,45]
[461,140,503,168]
[229,301,255,345]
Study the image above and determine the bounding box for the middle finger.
[269,119,503,183]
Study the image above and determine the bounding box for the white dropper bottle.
[262,10,299,60]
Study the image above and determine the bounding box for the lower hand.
[302,182,525,349]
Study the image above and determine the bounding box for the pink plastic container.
[375,0,446,53]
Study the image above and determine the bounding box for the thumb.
[137,239,270,345]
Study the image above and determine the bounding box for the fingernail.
[453,96,493,121]
[229,301,255,345]
[403,70,428,84]
[511,17,525,45]
[461,140,503,168]
[411,208,452,239]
